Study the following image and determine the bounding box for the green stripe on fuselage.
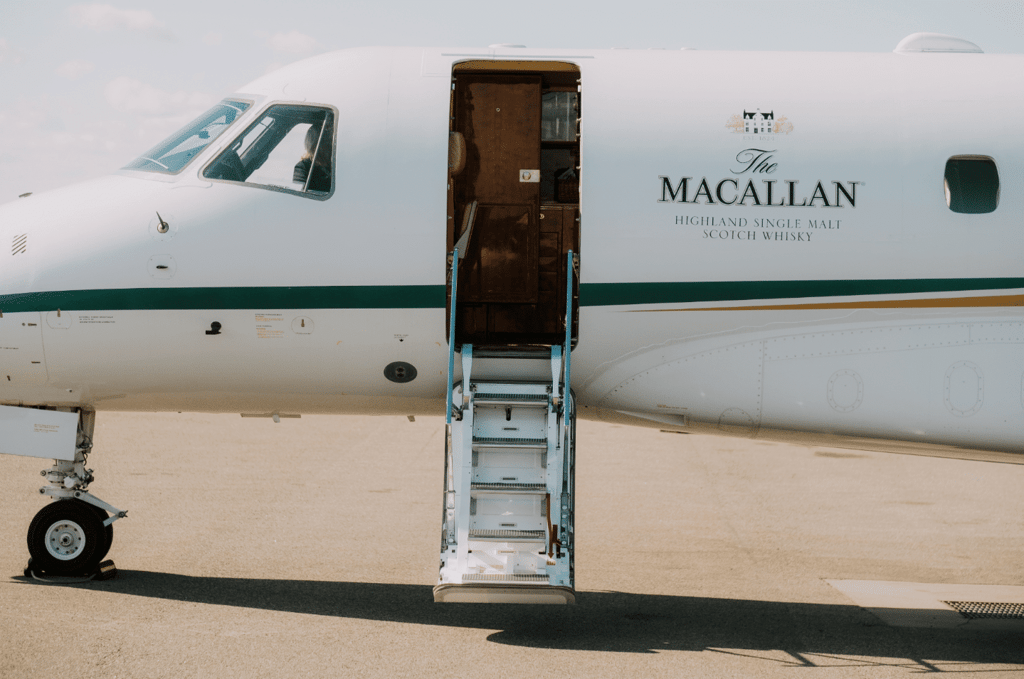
[579,278,1024,306]
[0,286,445,312]
[0,278,1023,312]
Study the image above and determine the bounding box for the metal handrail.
[446,250,459,425]
[442,250,459,548]
[560,252,575,553]
[563,250,574,397]
[562,249,575,539]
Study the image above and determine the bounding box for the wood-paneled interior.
[460,205,537,304]
[456,76,541,205]
[448,66,580,347]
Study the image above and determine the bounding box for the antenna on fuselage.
[155,212,169,234]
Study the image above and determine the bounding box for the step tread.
[472,482,548,492]
[469,529,546,540]
[463,573,549,582]
[433,583,576,604]
[469,346,555,359]
[470,380,552,390]
[473,393,550,406]
[473,437,547,448]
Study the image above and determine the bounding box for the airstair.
[434,251,577,604]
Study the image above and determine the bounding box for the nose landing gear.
[24,409,125,579]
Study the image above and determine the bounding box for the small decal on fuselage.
[255,313,285,339]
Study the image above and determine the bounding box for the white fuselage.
[1,46,1022,459]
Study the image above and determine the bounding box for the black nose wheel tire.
[85,502,114,563]
[27,499,105,576]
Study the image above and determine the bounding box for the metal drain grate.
[944,601,1024,620]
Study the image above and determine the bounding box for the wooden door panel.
[461,205,538,304]
[459,77,541,205]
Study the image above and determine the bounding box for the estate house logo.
[726,109,793,135]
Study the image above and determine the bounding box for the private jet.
[1,33,1021,602]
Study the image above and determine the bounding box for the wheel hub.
[45,520,86,560]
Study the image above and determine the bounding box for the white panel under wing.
[597,339,764,436]
[0,406,78,461]
[760,323,1024,451]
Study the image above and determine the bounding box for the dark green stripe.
[0,286,445,312]
[1,278,1022,313]
[579,278,1024,307]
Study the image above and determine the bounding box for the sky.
[1,0,1022,202]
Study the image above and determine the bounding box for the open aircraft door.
[447,61,580,347]
[438,61,581,603]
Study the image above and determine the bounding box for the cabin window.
[203,104,335,198]
[123,99,251,174]
[944,156,999,214]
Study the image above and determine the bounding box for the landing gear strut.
[25,409,125,578]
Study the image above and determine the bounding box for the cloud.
[69,4,171,38]
[202,31,223,46]
[56,60,95,79]
[0,95,120,198]
[104,76,212,117]
[268,30,321,55]
[0,39,24,66]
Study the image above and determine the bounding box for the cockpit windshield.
[123,99,251,174]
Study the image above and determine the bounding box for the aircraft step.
[436,341,575,604]
[471,482,547,492]
[463,573,549,582]
[469,529,547,541]
[433,583,576,604]
[472,437,547,449]
[472,393,550,407]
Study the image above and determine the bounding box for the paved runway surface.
[2,412,1022,677]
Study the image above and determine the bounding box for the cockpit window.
[203,105,335,198]
[123,100,251,174]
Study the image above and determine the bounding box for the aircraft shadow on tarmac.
[17,571,1022,669]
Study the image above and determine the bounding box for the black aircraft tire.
[85,503,114,563]
[27,500,104,576]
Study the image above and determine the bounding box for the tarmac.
[1,411,1022,678]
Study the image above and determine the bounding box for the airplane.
[1,32,1021,603]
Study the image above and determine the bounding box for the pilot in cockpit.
[293,123,332,192]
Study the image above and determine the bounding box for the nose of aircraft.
[0,174,182,303]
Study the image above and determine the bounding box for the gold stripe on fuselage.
[631,293,1024,312]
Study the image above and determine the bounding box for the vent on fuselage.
[944,601,1024,620]
[12,234,26,255]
